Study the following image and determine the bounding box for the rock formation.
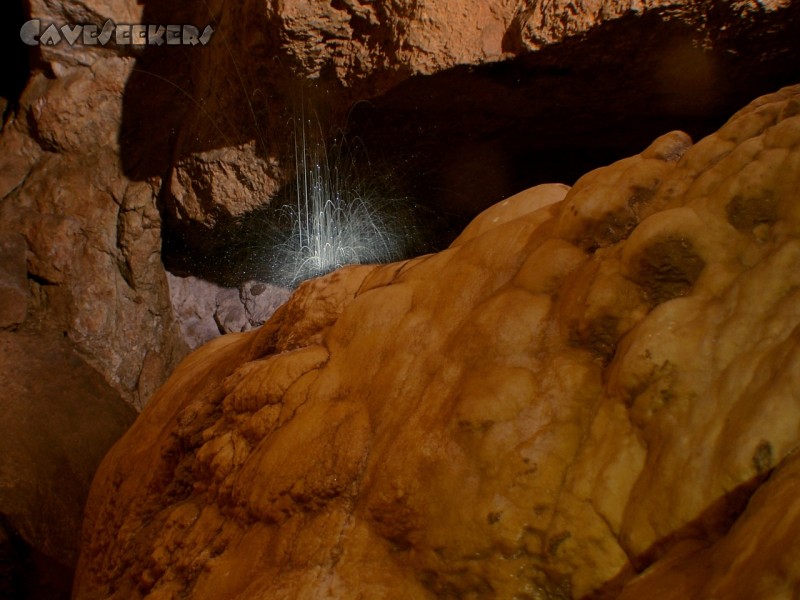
[2,1,186,594]
[74,85,800,599]
[167,274,290,350]
[0,331,136,599]
[1,53,186,409]
[4,0,797,402]
[121,0,800,256]
[2,1,799,597]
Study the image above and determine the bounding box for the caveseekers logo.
[20,19,214,47]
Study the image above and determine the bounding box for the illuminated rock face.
[74,86,800,599]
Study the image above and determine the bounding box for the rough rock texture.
[0,46,187,409]
[167,273,290,350]
[75,86,800,599]
[509,0,793,51]
[348,0,800,217]
[0,2,188,594]
[0,331,136,599]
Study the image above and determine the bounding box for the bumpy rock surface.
[0,48,186,408]
[75,86,800,598]
[0,4,187,592]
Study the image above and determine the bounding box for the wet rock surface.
[74,86,800,599]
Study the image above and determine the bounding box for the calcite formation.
[75,86,800,598]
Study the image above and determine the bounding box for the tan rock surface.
[75,86,800,598]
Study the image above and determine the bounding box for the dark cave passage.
[1,0,32,120]
[345,5,800,219]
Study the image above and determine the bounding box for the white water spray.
[274,111,410,286]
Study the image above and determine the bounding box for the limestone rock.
[74,86,800,598]
[125,0,800,241]
[616,449,800,599]
[167,274,225,350]
[20,57,133,154]
[272,0,516,84]
[0,126,41,200]
[27,0,144,67]
[240,280,291,328]
[508,0,792,51]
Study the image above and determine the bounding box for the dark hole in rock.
[0,514,73,600]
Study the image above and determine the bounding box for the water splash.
[273,111,413,286]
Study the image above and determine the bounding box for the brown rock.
[0,232,28,328]
[0,48,189,407]
[20,57,133,154]
[74,86,800,598]
[0,331,136,597]
[1,145,185,407]
[616,448,800,599]
[0,126,41,200]
[508,0,792,51]
[272,0,517,83]
[27,0,144,67]
[127,0,800,240]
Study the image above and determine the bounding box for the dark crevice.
[0,514,73,600]
[586,471,773,599]
[2,0,33,124]
[27,271,58,286]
